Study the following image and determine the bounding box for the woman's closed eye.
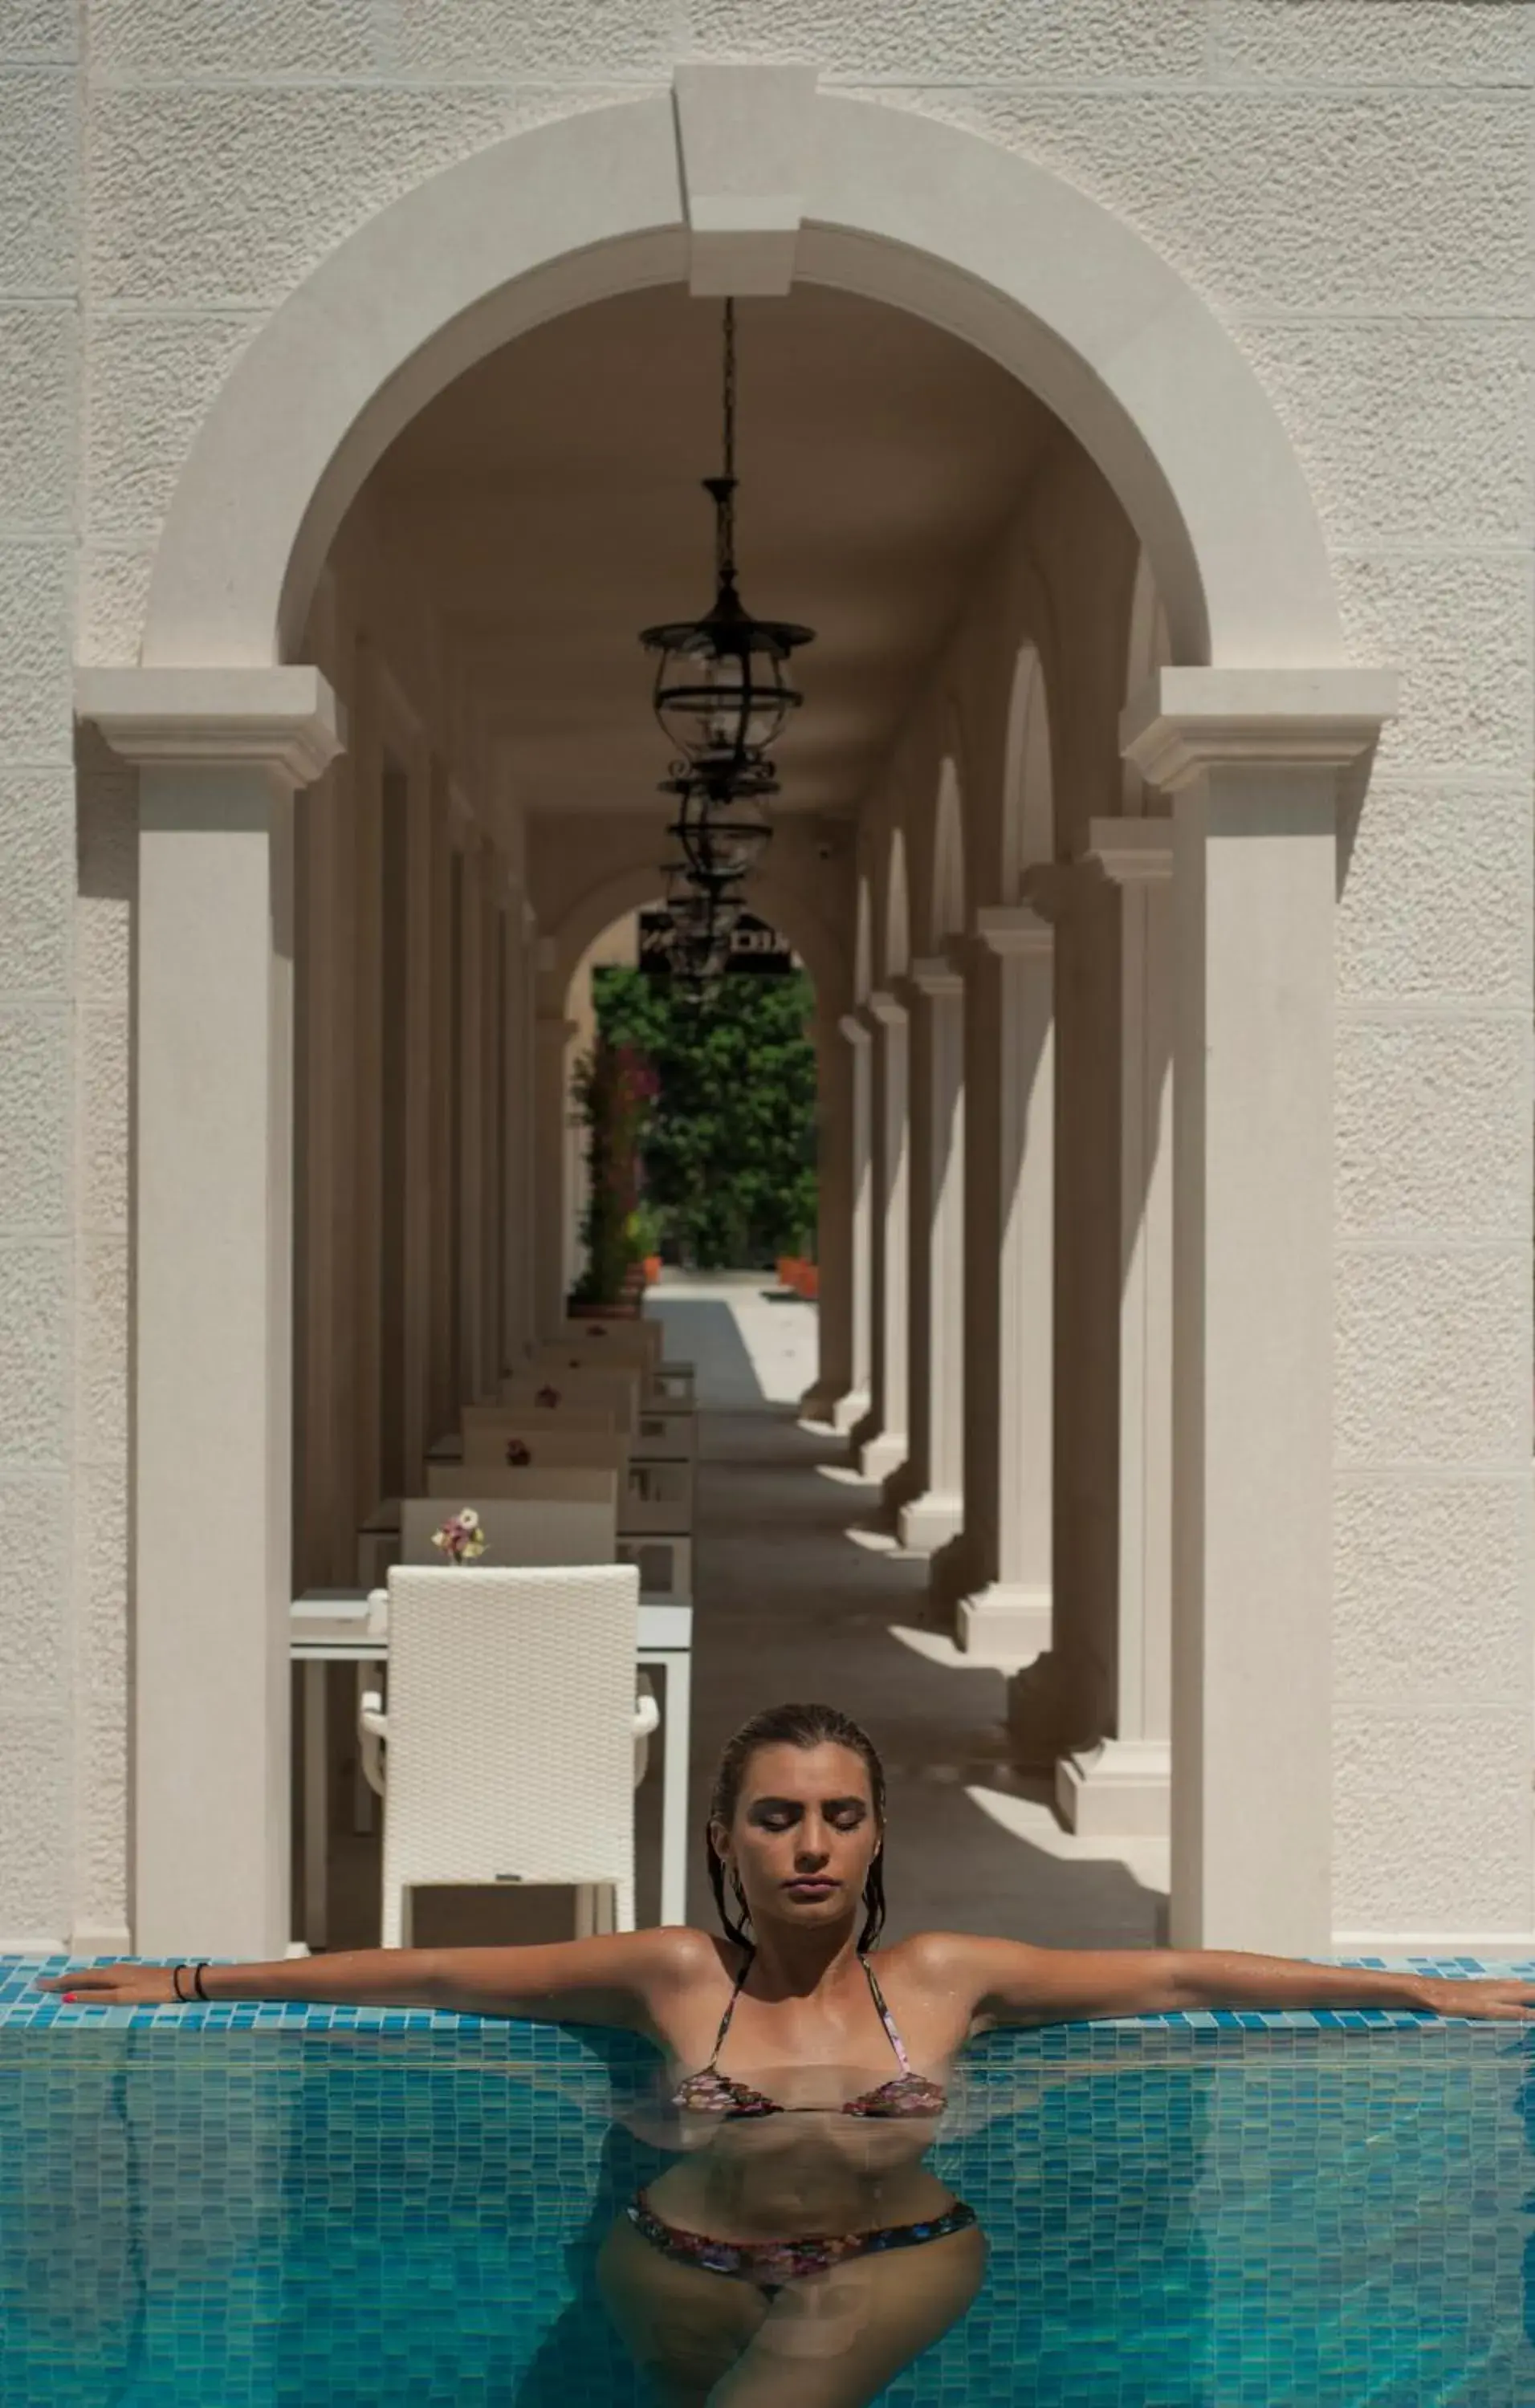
[750,1798,869,1832]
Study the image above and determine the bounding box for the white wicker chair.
[514,1363,641,1432]
[624,1458,694,1533]
[399,1495,617,1567]
[556,1318,663,1369]
[358,1562,654,1941]
[617,1532,692,1601]
[635,1405,698,1462]
[460,1416,628,1479]
[498,1377,630,1431]
[425,1462,618,1509]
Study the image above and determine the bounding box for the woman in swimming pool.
[37,1698,1535,2406]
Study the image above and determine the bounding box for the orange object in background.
[776,1256,819,1300]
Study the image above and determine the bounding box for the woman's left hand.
[1412,1978,1535,2020]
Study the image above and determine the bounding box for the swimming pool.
[4,1957,1533,2405]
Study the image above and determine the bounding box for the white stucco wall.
[1,0,1529,1947]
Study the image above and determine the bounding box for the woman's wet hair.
[706,1702,887,1953]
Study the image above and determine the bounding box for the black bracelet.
[191,1962,210,2001]
[169,1963,189,2002]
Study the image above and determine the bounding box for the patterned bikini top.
[672,1952,947,2121]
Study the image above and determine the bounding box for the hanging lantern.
[640,301,813,771]
[665,761,775,883]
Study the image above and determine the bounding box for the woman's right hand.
[34,1964,182,2006]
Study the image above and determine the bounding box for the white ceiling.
[364,282,1057,819]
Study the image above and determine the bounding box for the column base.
[897,1490,964,1553]
[1055,1738,1171,1838]
[1007,1648,1097,1767]
[858,1429,908,1483]
[829,1385,871,1435]
[955,1580,1051,1663]
[69,1921,134,1957]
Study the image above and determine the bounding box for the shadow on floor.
[319,1320,1164,1959]
[643,1296,770,1409]
[686,1411,1167,1952]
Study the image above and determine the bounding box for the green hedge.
[592,965,817,1271]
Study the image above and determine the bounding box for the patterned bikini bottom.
[625,2189,979,2292]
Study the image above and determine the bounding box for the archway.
[79,63,1395,1964]
[136,78,1342,677]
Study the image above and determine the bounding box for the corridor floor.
[648,1275,1168,1950]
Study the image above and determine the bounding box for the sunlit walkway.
[647,1276,1167,1950]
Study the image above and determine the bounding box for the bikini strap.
[706,1946,754,2069]
[861,1954,911,2074]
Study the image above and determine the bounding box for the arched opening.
[884,828,911,986]
[1000,643,1055,896]
[930,756,967,945]
[83,73,1378,1971]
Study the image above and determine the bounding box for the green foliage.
[570,1037,658,1304]
[592,965,818,1271]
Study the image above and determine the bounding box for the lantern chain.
[715,298,738,584]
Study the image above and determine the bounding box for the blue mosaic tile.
[4,1954,1535,2402]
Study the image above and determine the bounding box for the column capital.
[75,665,344,789]
[865,987,909,1030]
[1085,817,1174,885]
[975,903,1054,958]
[1121,665,1399,794]
[905,954,965,1002]
[838,1011,873,1048]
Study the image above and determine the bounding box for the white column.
[958,905,1056,1660]
[1124,665,1397,1954]
[456,837,488,1405]
[499,893,530,1374]
[833,1012,873,1434]
[859,990,910,1484]
[76,667,342,1959]
[898,960,966,1549]
[533,1011,576,1339]
[1057,821,1175,1837]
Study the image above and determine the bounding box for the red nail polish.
[62,1992,75,2002]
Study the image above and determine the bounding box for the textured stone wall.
[2,0,1529,1942]
[1,3,83,1942]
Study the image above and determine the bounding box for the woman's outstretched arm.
[906,1934,1535,2032]
[34,1926,715,2036]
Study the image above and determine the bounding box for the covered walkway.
[59,65,1521,1975]
[650,1279,1166,1948]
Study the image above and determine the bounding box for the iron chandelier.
[639,299,814,773]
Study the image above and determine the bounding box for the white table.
[291,1590,693,1949]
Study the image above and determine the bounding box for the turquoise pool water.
[4,1961,1535,2405]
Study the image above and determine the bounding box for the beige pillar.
[833,1013,873,1433]
[958,905,1056,1658]
[502,903,538,1369]
[534,1011,577,1338]
[75,667,342,1959]
[802,1005,856,1421]
[454,836,489,1404]
[1057,820,1175,1837]
[898,960,966,1550]
[859,990,910,1483]
[400,755,436,1484]
[1124,666,1396,1954]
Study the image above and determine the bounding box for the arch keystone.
[674,62,819,296]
